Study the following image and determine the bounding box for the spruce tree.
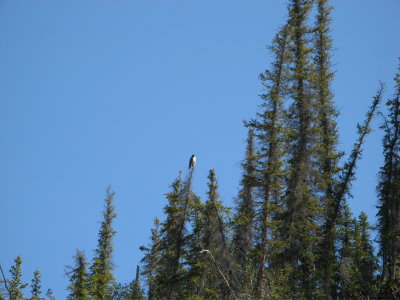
[377,61,400,293]
[8,256,28,300]
[311,1,343,298]
[279,0,320,297]
[130,266,145,300]
[337,211,378,299]
[355,212,378,297]
[29,269,42,300]
[186,169,233,299]
[151,172,197,299]
[231,128,256,291]
[66,250,90,300]
[90,186,117,299]
[140,218,161,300]
[336,202,354,299]
[246,23,289,298]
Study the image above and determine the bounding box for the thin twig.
[0,264,12,300]
[63,268,72,281]
[201,249,238,300]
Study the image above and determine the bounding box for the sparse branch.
[64,268,72,281]
[200,250,238,300]
[329,83,384,229]
[0,265,12,300]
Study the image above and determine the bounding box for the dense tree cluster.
[1,0,399,299]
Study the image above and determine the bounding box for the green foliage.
[29,269,42,299]
[143,172,200,299]
[278,1,322,297]
[45,289,56,300]
[246,22,289,299]
[376,60,400,296]
[8,256,28,300]
[89,186,117,299]
[337,210,378,298]
[204,170,232,297]
[140,218,161,300]
[311,1,344,298]
[66,250,90,300]
[231,129,257,297]
[4,1,396,299]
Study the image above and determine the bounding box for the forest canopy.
[1,0,399,299]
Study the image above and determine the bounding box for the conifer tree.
[377,61,400,293]
[90,186,117,299]
[336,203,354,299]
[151,173,197,299]
[186,169,233,299]
[311,1,343,298]
[331,85,383,226]
[355,212,378,297]
[246,23,289,298]
[66,250,90,300]
[232,128,256,279]
[29,269,42,300]
[279,0,321,297]
[130,266,145,300]
[8,256,28,300]
[140,218,161,300]
[337,211,378,298]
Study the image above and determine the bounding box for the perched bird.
[189,154,196,169]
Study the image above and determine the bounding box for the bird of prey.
[189,154,196,169]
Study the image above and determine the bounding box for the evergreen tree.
[377,61,400,294]
[90,186,117,299]
[336,203,354,299]
[140,218,161,300]
[29,269,42,300]
[246,23,289,299]
[8,256,28,300]
[130,266,145,300]
[337,211,378,298]
[186,169,233,300]
[279,0,321,297]
[66,250,90,300]
[311,0,342,298]
[355,212,378,297]
[109,283,130,300]
[151,172,198,299]
[231,129,256,294]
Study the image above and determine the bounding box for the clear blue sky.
[1,0,399,298]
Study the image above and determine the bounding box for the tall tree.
[355,212,378,297]
[246,23,289,298]
[337,211,378,299]
[186,169,233,299]
[151,171,198,299]
[311,0,343,298]
[377,61,400,294]
[232,128,256,277]
[29,269,42,300]
[90,186,117,299]
[130,266,145,300]
[140,218,161,300]
[279,0,320,297]
[8,256,28,300]
[66,250,90,300]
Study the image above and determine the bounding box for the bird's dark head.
[192,154,195,157]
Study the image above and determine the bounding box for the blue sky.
[1,0,399,298]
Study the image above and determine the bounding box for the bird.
[189,154,196,169]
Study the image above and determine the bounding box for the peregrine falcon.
[189,155,196,169]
